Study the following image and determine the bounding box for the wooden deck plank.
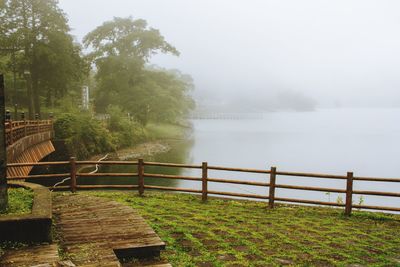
[53,194,166,266]
[0,244,59,267]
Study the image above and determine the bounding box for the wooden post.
[345,172,353,216]
[8,119,13,145]
[23,119,27,137]
[138,159,144,196]
[36,118,40,133]
[202,162,208,202]
[0,74,8,212]
[268,167,277,208]
[70,157,77,193]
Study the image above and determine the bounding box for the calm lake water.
[34,108,400,210]
[178,108,400,209]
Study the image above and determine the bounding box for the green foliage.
[106,105,146,148]
[54,112,115,159]
[83,16,179,62]
[0,0,86,113]
[84,17,194,125]
[89,191,400,266]
[0,188,33,216]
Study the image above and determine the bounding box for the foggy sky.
[58,0,400,108]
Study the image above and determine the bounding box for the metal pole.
[0,74,8,211]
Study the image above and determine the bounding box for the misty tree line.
[0,0,194,124]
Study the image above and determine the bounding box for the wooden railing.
[5,120,53,146]
[6,159,400,215]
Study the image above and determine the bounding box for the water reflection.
[27,109,400,211]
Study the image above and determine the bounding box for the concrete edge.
[0,181,52,242]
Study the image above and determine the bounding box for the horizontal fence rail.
[6,159,400,215]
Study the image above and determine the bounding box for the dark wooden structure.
[7,159,400,215]
[0,74,7,212]
[53,194,167,266]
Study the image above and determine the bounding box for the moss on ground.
[87,191,400,266]
[0,188,33,216]
[0,188,34,258]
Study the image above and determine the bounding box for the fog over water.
[181,108,400,208]
[58,1,400,207]
[59,0,400,110]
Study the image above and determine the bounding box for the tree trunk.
[0,74,8,212]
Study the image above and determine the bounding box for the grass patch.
[86,191,400,266]
[145,123,189,140]
[0,188,34,258]
[0,188,33,216]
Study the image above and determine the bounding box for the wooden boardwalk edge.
[53,193,167,266]
[1,193,169,266]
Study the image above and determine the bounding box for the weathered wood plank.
[0,244,59,267]
[53,194,167,266]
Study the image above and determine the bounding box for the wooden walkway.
[53,194,169,266]
[0,244,59,266]
[0,194,170,266]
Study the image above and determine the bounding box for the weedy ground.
[87,191,400,266]
[0,188,33,216]
[0,188,34,257]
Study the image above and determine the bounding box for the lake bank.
[86,121,193,162]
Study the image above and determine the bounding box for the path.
[53,194,169,266]
[1,193,170,266]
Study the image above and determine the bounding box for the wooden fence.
[6,159,400,215]
[5,120,53,146]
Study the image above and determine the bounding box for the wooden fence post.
[138,159,144,196]
[9,122,13,145]
[36,119,40,133]
[70,157,77,193]
[23,120,27,137]
[268,167,277,208]
[202,162,208,202]
[345,172,353,216]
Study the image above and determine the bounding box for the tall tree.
[83,16,179,63]
[84,17,194,124]
[0,0,85,116]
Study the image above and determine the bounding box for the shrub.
[54,112,115,159]
[106,105,146,148]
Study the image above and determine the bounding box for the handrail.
[5,159,400,215]
[5,120,53,147]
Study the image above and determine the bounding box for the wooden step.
[0,244,59,267]
[53,194,168,266]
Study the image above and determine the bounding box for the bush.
[106,105,146,148]
[54,112,115,159]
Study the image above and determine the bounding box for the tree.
[0,0,85,116]
[84,17,194,125]
[83,16,179,63]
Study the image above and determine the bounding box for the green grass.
[86,191,400,266]
[0,188,34,216]
[145,122,189,140]
[0,188,34,258]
